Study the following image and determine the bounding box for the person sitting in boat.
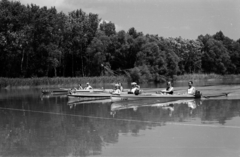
[77,84,83,90]
[187,81,196,95]
[85,82,93,90]
[112,84,121,95]
[129,82,141,95]
[118,82,124,92]
[158,81,174,94]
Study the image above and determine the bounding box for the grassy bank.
[173,74,240,81]
[1,74,240,88]
[0,76,128,88]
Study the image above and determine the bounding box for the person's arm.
[166,87,174,94]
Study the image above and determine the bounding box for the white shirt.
[85,86,92,90]
[188,86,195,95]
[113,89,121,94]
[131,87,137,93]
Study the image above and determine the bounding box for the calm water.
[0,84,240,157]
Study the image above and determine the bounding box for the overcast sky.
[15,0,240,40]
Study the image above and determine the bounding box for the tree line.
[0,0,240,82]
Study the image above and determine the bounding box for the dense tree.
[0,0,240,81]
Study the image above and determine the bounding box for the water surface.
[0,85,240,157]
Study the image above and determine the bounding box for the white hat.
[115,84,120,86]
[86,82,89,85]
[131,82,137,85]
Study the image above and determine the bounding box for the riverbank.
[1,74,240,89]
[0,76,127,89]
[173,73,240,81]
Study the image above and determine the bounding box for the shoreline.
[1,74,240,89]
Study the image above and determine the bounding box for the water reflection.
[110,99,202,118]
[0,89,239,156]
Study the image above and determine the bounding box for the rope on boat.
[0,107,240,129]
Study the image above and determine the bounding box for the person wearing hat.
[129,82,141,94]
[85,82,93,90]
[112,83,121,94]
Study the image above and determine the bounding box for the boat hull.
[67,93,112,104]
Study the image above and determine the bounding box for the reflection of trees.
[0,96,240,156]
[201,100,240,125]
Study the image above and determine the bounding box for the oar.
[202,92,230,99]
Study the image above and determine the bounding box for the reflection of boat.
[41,94,67,99]
[42,89,68,95]
[111,93,200,102]
[111,99,200,112]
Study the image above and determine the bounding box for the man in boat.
[187,81,196,95]
[85,82,93,90]
[157,81,174,94]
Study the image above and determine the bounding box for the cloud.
[162,26,191,30]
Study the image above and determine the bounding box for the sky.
[15,0,240,40]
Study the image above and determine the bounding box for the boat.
[67,99,112,106]
[42,88,111,95]
[111,93,201,102]
[67,92,112,103]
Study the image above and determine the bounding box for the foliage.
[0,0,240,84]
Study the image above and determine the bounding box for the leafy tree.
[99,21,116,36]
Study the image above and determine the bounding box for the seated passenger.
[187,81,195,95]
[85,82,93,90]
[118,82,124,92]
[77,84,83,90]
[112,84,121,95]
[159,81,174,94]
[129,82,141,95]
[129,82,137,94]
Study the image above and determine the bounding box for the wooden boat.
[42,88,111,95]
[68,99,112,106]
[67,92,112,104]
[111,93,200,102]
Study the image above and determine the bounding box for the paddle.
[202,92,230,99]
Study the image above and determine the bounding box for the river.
[0,82,240,157]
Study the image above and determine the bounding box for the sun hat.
[131,82,137,85]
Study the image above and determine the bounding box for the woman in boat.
[77,84,83,90]
[129,82,137,94]
[129,82,141,95]
[187,81,196,95]
[85,82,93,90]
[112,84,121,94]
[118,82,124,92]
[159,81,174,94]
